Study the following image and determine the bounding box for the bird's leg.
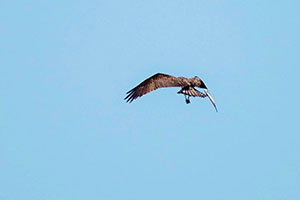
[185,95,190,104]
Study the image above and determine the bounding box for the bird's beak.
[204,89,218,112]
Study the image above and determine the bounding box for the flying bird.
[124,73,218,112]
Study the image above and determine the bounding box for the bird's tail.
[177,87,206,97]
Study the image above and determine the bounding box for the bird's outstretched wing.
[125,73,186,103]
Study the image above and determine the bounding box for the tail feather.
[177,87,206,97]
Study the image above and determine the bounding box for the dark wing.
[125,73,186,103]
[179,87,207,97]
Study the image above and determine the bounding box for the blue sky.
[1,0,300,199]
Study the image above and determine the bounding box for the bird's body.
[177,86,207,103]
[124,73,218,111]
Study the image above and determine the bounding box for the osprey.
[124,73,218,112]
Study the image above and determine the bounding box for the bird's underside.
[177,86,207,104]
[124,73,218,112]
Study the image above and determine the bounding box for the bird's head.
[193,76,207,89]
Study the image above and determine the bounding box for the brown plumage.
[124,73,218,111]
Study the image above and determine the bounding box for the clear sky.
[1,0,300,199]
